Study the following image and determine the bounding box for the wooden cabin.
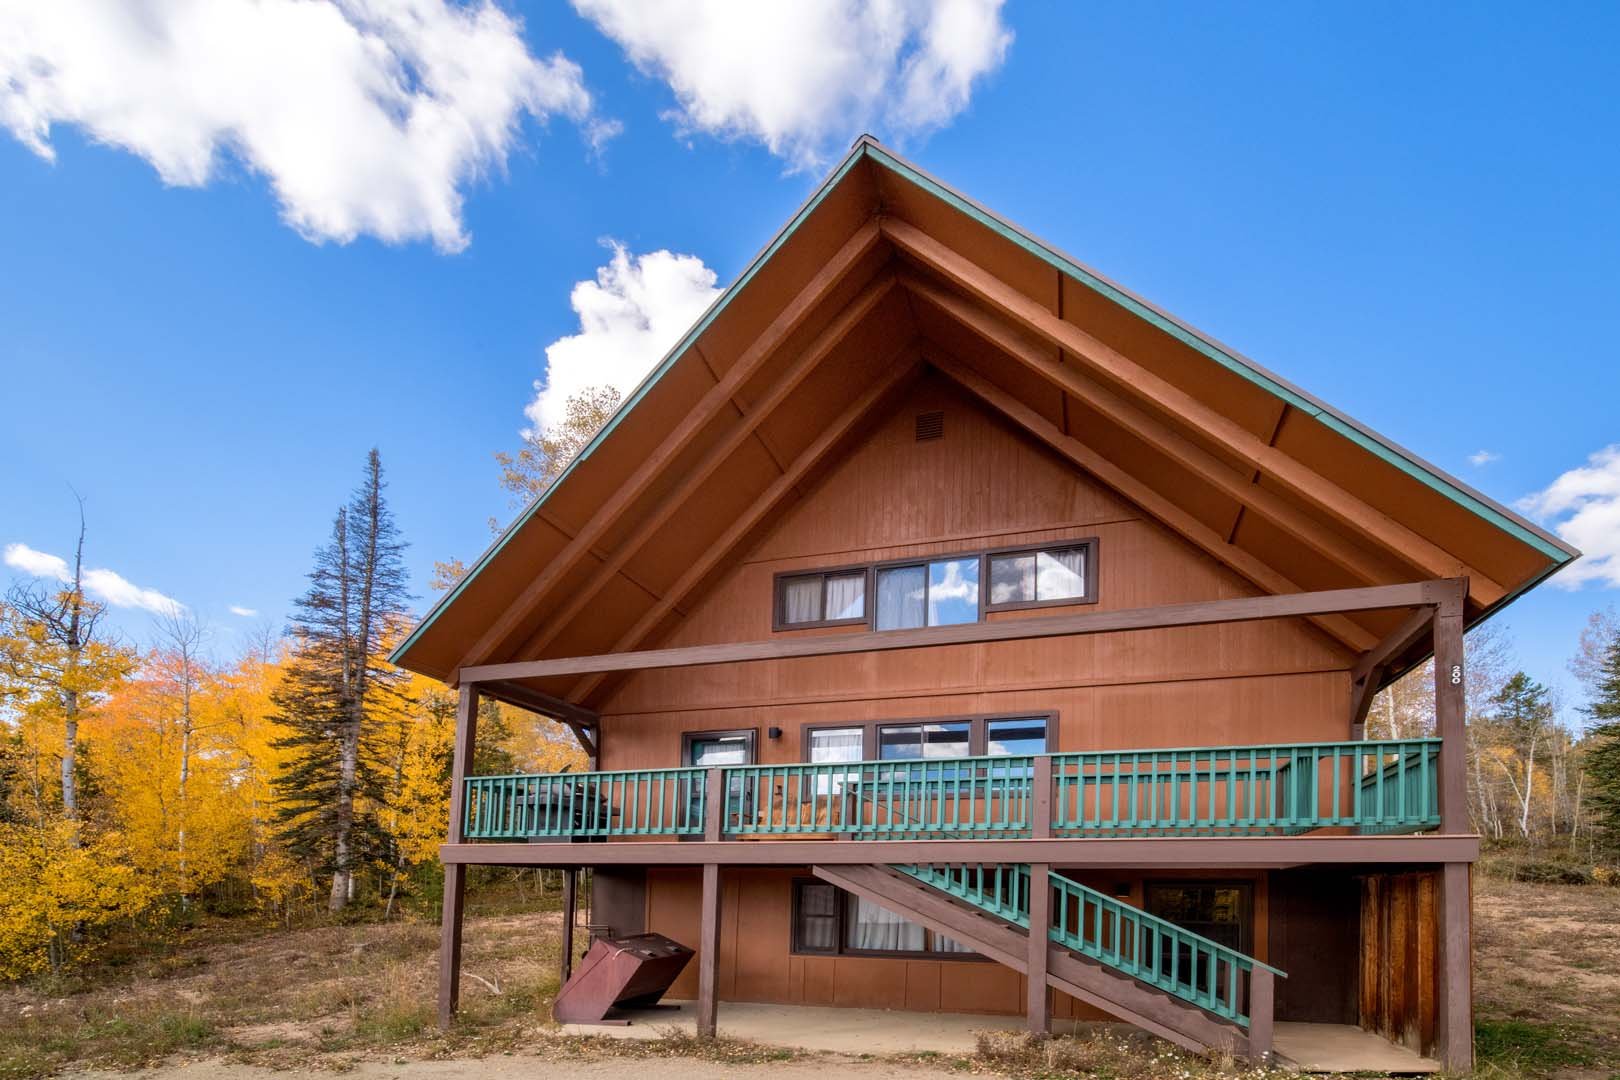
[391,136,1577,1070]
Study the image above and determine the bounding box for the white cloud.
[4,541,184,615]
[228,605,259,617]
[525,241,723,435]
[2,542,68,580]
[1469,449,1501,466]
[1518,444,1620,589]
[572,0,1012,170]
[0,0,611,251]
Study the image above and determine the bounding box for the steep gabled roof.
[391,136,1576,699]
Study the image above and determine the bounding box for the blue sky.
[1,2,1615,712]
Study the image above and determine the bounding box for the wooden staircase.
[811,863,1282,1060]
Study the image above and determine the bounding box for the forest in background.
[2,385,1619,982]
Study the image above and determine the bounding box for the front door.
[683,730,756,830]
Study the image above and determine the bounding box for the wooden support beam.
[443,832,1482,868]
[438,685,479,1029]
[465,582,1436,684]
[911,280,1400,590]
[883,217,1506,605]
[469,678,600,729]
[470,678,599,766]
[565,355,924,704]
[437,865,466,1030]
[1433,579,1469,833]
[1248,967,1275,1062]
[932,353,1376,653]
[1027,863,1051,1035]
[1436,861,1474,1072]
[697,862,721,1039]
[1349,606,1437,735]
[518,274,898,661]
[457,219,885,670]
[560,868,578,986]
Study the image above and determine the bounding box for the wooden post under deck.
[560,868,578,986]
[1248,967,1274,1061]
[438,685,479,1029]
[1431,580,1473,1072]
[1026,863,1050,1034]
[697,768,724,1038]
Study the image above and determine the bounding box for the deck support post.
[1432,579,1468,832]
[697,862,721,1039]
[560,867,578,986]
[1248,967,1274,1062]
[437,684,479,1029]
[1026,862,1051,1034]
[1437,861,1474,1072]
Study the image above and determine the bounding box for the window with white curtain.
[808,726,864,794]
[874,557,978,629]
[790,879,978,958]
[777,569,866,627]
[986,544,1088,608]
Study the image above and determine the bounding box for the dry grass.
[1471,873,1620,1078]
[2,875,1617,1079]
[969,1029,1275,1080]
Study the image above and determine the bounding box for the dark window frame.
[772,563,872,630]
[771,538,1099,633]
[790,877,989,961]
[680,728,758,841]
[1143,879,1255,957]
[800,711,1055,761]
[981,539,1100,614]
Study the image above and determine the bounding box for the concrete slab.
[564,1003,1436,1072]
[560,1000,1092,1055]
[1273,1022,1440,1074]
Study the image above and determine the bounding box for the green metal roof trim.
[393,136,1575,670]
[860,142,1574,567]
[388,146,872,667]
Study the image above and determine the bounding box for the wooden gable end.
[391,139,1573,698]
[593,371,1353,762]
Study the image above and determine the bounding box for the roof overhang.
[391,136,1577,703]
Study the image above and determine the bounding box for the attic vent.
[915,411,944,442]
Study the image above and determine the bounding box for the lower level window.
[793,880,974,957]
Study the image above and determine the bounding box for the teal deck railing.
[463,766,708,839]
[459,738,1441,841]
[1050,738,1441,836]
[895,862,1282,1027]
[723,755,1037,838]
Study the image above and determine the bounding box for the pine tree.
[271,450,410,911]
[1485,672,1555,841]
[1583,637,1620,843]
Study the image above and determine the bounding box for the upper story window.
[775,567,867,628]
[774,539,1095,632]
[985,543,1091,610]
[874,557,979,630]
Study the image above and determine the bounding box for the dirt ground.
[68,1058,961,1080]
[3,875,1618,1079]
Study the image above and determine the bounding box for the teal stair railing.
[895,862,1284,1028]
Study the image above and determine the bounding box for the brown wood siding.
[1359,870,1440,1056]
[1268,866,1359,1023]
[643,867,1270,1020]
[596,374,1350,772]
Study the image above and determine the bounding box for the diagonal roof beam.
[884,217,1506,606]
[930,353,1376,653]
[456,219,885,671]
[513,275,900,662]
[909,276,1402,590]
[562,353,925,706]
